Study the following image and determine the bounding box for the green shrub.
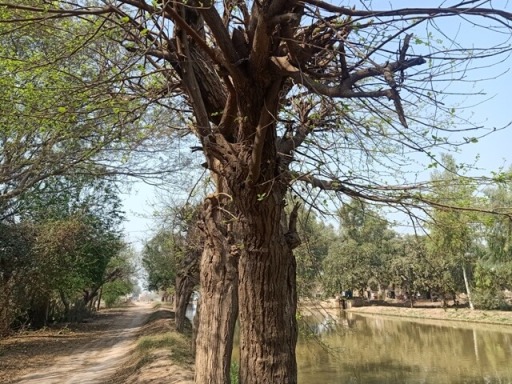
[472,289,510,310]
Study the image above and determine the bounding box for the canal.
[187,303,512,382]
[298,311,512,383]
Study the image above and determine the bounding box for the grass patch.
[107,308,194,384]
[230,360,239,384]
[136,333,193,365]
[144,309,175,325]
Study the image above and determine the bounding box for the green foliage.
[472,289,510,310]
[482,171,512,263]
[292,205,336,297]
[472,261,512,310]
[0,8,179,220]
[102,279,133,307]
[142,230,181,292]
[387,234,460,299]
[0,174,129,332]
[101,248,137,307]
[425,154,477,298]
[322,199,395,295]
[230,360,240,384]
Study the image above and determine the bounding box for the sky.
[121,1,512,252]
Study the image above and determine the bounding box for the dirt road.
[4,302,153,384]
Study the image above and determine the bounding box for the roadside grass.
[136,332,193,365]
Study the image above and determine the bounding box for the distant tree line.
[310,159,512,310]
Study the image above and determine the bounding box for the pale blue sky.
[121,1,512,251]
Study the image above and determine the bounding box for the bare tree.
[3,1,512,382]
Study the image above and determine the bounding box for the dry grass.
[109,308,194,384]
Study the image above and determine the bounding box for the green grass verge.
[136,332,193,365]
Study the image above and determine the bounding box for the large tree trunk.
[175,204,202,332]
[237,193,298,383]
[194,195,239,384]
[175,264,198,332]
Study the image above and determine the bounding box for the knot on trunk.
[285,201,301,249]
[284,231,301,249]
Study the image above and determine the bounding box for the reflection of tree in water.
[297,314,512,384]
[302,314,338,335]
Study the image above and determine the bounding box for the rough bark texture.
[226,170,297,384]
[194,195,239,384]
[174,205,203,333]
[175,252,200,333]
[237,195,298,383]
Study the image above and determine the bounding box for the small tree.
[426,155,478,308]
[142,230,180,293]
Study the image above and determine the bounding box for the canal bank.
[299,298,512,327]
[347,304,512,327]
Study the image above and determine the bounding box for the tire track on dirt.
[14,302,153,384]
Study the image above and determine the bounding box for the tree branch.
[285,201,301,249]
[291,171,512,219]
[245,79,282,186]
[0,2,112,17]
[302,1,512,22]
[199,3,246,82]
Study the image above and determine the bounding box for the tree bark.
[96,287,102,311]
[237,193,298,384]
[175,261,199,332]
[194,195,239,384]
[176,207,202,332]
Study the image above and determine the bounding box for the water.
[185,302,197,322]
[298,311,512,384]
[186,303,512,382]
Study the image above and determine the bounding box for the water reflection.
[185,302,197,322]
[298,312,512,384]
[187,302,512,383]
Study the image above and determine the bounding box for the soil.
[299,297,512,327]
[0,302,194,384]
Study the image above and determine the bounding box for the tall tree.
[293,206,336,297]
[472,170,512,308]
[173,205,203,333]
[426,154,477,308]
[323,199,395,296]
[142,203,204,332]
[4,2,512,382]
[142,229,180,293]
[483,170,512,263]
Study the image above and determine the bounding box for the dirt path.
[3,302,153,384]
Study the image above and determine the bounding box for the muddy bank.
[347,304,512,327]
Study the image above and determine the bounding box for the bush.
[102,279,133,308]
[472,289,510,310]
